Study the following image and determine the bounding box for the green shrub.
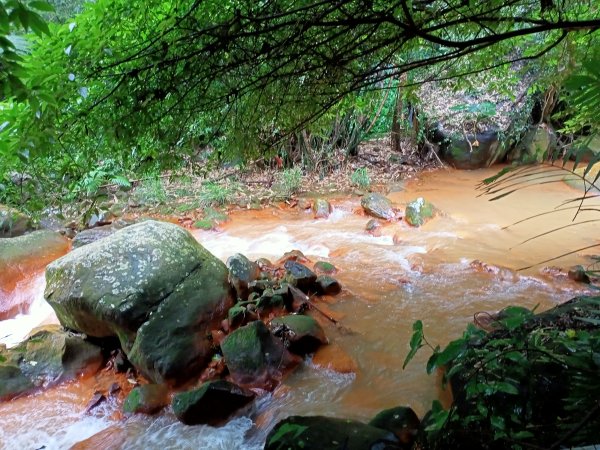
[199,181,238,207]
[276,167,303,198]
[133,177,167,206]
[350,167,370,189]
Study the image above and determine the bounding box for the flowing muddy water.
[0,166,597,449]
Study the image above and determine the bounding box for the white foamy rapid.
[0,273,57,348]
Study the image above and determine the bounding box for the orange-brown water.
[0,166,596,449]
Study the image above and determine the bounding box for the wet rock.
[313,198,332,219]
[172,380,255,426]
[433,126,506,170]
[361,193,395,220]
[315,275,342,296]
[264,415,402,450]
[312,343,358,374]
[256,258,274,271]
[278,249,310,265]
[0,205,32,237]
[72,225,118,248]
[227,253,260,300]
[87,210,114,229]
[297,198,312,210]
[0,230,69,320]
[69,425,127,450]
[568,265,590,284]
[366,218,382,236]
[270,315,327,354]
[123,384,169,415]
[44,220,234,384]
[369,406,420,447]
[220,320,297,389]
[404,197,434,227]
[0,326,103,401]
[313,261,337,275]
[228,305,248,329]
[84,392,107,413]
[507,123,556,164]
[284,260,317,291]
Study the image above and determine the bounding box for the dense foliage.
[0,0,599,209]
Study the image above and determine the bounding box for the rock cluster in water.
[0,220,348,429]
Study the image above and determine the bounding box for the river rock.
[568,265,590,283]
[369,406,420,447]
[270,314,327,354]
[507,123,556,164]
[227,253,260,300]
[172,380,255,426]
[313,261,337,275]
[0,205,32,237]
[0,326,103,401]
[0,230,69,320]
[220,320,297,389]
[284,260,317,291]
[264,416,402,450]
[366,218,382,236]
[123,383,169,415]
[435,127,506,170]
[404,198,434,227]
[72,225,118,248]
[361,193,395,220]
[315,275,342,295]
[313,198,332,219]
[44,220,234,384]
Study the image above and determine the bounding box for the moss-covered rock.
[123,384,169,415]
[369,406,420,447]
[313,261,337,275]
[220,320,297,389]
[361,193,395,220]
[172,380,255,426]
[315,275,342,296]
[508,124,556,164]
[0,326,103,401]
[404,198,435,227]
[313,198,332,219]
[44,220,234,384]
[270,315,327,354]
[264,415,402,450]
[0,205,32,237]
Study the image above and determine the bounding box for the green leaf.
[403,320,424,369]
[29,1,55,12]
[28,11,49,36]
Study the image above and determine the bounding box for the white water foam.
[0,273,57,348]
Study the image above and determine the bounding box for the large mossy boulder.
[172,380,255,426]
[0,205,32,238]
[361,193,395,220]
[404,198,435,227]
[270,314,327,354]
[507,124,556,164]
[0,326,103,401]
[434,127,506,170]
[264,416,402,450]
[44,220,234,384]
[220,320,297,389]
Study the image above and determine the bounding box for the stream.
[0,166,597,450]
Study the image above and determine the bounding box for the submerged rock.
[0,326,103,401]
[220,320,297,389]
[365,218,382,236]
[404,198,434,227]
[172,380,255,426]
[270,314,327,354]
[0,205,32,237]
[123,383,169,415]
[361,193,395,220]
[264,415,402,450]
[44,220,234,384]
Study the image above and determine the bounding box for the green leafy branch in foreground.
[404,301,600,449]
